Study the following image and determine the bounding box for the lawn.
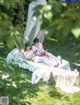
[0,36,80,105]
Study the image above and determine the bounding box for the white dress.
[32,42,44,52]
[24,50,34,59]
[24,49,58,67]
[24,50,43,63]
[32,42,61,67]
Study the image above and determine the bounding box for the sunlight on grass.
[48,37,58,42]
[0,37,80,105]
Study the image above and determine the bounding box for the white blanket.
[7,48,80,93]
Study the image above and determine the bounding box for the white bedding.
[7,48,80,93]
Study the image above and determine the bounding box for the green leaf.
[6,37,15,49]
[12,35,24,50]
[61,10,80,19]
[72,27,80,38]
[61,20,72,37]
[0,81,5,89]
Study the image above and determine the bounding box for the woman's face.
[35,42,39,47]
[26,45,31,51]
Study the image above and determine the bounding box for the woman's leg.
[48,53,62,64]
[33,56,59,67]
[42,57,59,67]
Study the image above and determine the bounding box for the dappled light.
[0,37,80,104]
[44,36,80,63]
[0,0,80,105]
[72,27,80,38]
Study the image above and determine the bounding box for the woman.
[32,38,62,65]
[24,42,34,60]
[24,42,46,63]
[24,42,59,67]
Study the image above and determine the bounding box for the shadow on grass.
[49,84,62,98]
[47,82,70,102]
[0,66,41,105]
[1,36,80,104]
[44,36,80,63]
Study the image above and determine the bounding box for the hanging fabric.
[24,0,47,44]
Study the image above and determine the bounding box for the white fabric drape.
[7,48,80,93]
[24,0,47,44]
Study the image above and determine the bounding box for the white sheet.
[7,48,80,93]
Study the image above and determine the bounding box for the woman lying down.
[24,42,62,67]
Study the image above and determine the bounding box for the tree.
[0,0,26,49]
[33,0,80,41]
[0,0,28,94]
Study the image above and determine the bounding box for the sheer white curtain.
[24,0,47,44]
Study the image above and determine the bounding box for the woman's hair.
[24,42,30,51]
[33,38,39,44]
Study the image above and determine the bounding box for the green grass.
[0,36,80,105]
[44,36,80,63]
